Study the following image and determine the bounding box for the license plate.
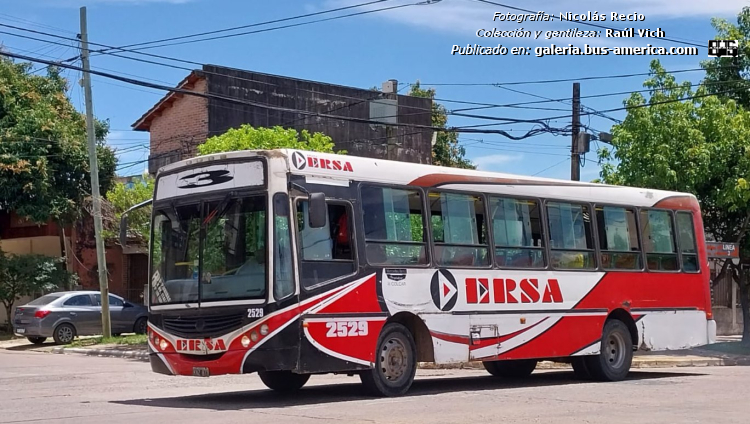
[15,328,25,334]
[192,367,209,377]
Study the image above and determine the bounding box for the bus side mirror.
[308,193,327,228]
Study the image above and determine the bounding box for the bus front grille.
[162,313,245,337]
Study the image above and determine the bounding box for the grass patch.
[701,341,750,356]
[70,334,147,347]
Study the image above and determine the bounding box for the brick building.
[131,65,434,173]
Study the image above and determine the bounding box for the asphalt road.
[1,348,748,424]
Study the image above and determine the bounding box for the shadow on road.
[111,370,704,410]
[4,342,54,352]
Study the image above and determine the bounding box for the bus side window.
[296,199,356,289]
[490,197,545,268]
[595,206,642,270]
[546,201,596,270]
[640,209,679,271]
[361,185,427,266]
[429,191,489,267]
[676,211,699,272]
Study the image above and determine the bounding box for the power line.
[103,1,437,52]
[414,67,729,88]
[532,158,571,176]
[94,0,393,54]
[473,0,705,49]
[0,50,568,139]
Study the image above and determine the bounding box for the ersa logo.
[466,277,563,304]
[291,151,353,172]
[175,338,227,354]
[430,270,458,311]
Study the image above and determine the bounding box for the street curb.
[419,357,750,370]
[49,347,750,369]
[51,347,149,362]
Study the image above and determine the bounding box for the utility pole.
[570,82,581,181]
[381,79,398,161]
[80,6,111,338]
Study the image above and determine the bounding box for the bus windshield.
[150,195,267,305]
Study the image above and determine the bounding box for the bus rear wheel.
[360,323,417,397]
[258,370,310,393]
[584,319,633,382]
[483,359,537,378]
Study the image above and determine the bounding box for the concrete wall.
[713,306,743,335]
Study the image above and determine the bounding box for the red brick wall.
[149,78,209,160]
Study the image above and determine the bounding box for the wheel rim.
[138,319,147,333]
[58,326,73,343]
[605,331,626,370]
[380,337,408,382]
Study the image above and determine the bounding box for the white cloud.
[472,153,523,170]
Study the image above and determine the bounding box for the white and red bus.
[144,148,716,396]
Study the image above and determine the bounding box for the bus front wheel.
[360,323,417,397]
[258,370,310,393]
[584,319,633,381]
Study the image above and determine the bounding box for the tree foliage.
[0,249,75,328]
[197,125,340,156]
[598,59,750,342]
[0,57,117,224]
[408,82,475,169]
[701,7,750,108]
[105,174,155,245]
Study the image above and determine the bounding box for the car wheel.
[483,359,538,378]
[53,323,76,345]
[359,323,417,397]
[258,370,311,393]
[27,336,47,345]
[133,317,148,335]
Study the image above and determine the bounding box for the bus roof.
[157,148,699,210]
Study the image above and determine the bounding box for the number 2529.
[325,321,368,337]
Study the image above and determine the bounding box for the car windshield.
[150,195,268,305]
[27,294,62,306]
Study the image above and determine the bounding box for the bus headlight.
[241,336,250,348]
[154,336,160,347]
[260,324,269,336]
[159,339,168,351]
[250,332,259,342]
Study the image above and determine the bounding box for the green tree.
[197,125,340,156]
[408,82,475,169]
[0,249,71,329]
[598,59,750,343]
[701,7,750,108]
[0,57,117,225]
[105,174,155,245]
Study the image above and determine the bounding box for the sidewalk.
[4,335,749,368]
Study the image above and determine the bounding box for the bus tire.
[482,359,537,378]
[258,370,310,393]
[359,323,417,397]
[584,319,633,382]
[571,357,592,380]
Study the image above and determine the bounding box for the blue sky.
[0,0,744,180]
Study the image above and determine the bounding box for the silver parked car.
[12,291,148,345]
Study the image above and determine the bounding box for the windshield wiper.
[203,192,235,226]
